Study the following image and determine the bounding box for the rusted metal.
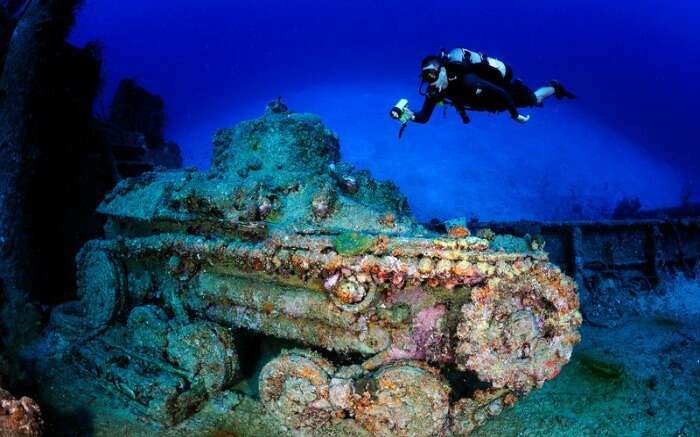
[473,218,700,288]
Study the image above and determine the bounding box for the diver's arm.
[411,95,439,124]
[463,73,520,120]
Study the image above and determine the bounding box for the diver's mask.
[420,55,444,83]
[421,64,441,83]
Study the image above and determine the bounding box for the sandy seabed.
[474,319,700,437]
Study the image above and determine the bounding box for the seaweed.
[332,232,375,256]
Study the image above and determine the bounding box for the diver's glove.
[515,114,530,124]
[433,67,448,92]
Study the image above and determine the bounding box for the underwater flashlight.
[390,99,413,139]
[390,99,413,124]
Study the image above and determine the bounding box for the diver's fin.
[398,123,408,139]
[550,80,576,100]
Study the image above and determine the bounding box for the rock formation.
[0,388,43,437]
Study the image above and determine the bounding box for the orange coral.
[447,226,471,238]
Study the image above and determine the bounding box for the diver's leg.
[534,86,556,104]
[534,80,576,104]
[507,79,539,108]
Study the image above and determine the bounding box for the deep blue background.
[69,1,700,221]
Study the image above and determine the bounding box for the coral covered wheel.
[75,247,125,329]
[354,363,450,437]
[450,388,518,435]
[49,247,126,338]
[165,322,239,393]
[455,261,582,393]
[259,350,339,431]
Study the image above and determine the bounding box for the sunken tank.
[49,104,581,436]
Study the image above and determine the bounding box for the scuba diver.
[390,48,575,134]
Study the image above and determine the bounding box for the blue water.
[69,0,700,221]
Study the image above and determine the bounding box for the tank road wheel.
[450,388,518,435]
[76,247,125,328]
[51,247,125,334]
[165,323,239,394]
[259,350,339,431]
[354,363,450,437]
[455,262,582,393]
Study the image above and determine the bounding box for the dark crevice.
[443,367,492,402]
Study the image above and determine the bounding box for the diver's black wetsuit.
[413,50,539,124]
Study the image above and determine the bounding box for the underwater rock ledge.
[34,103,581,436]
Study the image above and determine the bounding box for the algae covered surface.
[332,232,376,256]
